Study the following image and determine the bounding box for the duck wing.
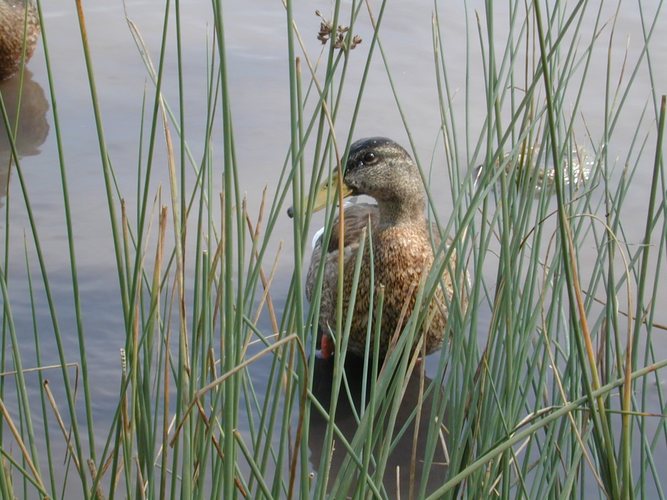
[305,203,378,302]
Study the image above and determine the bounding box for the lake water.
[2,0,666,497]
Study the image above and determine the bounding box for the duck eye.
[362,152,378,164]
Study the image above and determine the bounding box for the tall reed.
[0,0,665,498]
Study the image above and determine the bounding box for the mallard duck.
[0,0,40,81]
[301,137,466,359]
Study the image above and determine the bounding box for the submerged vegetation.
[0,0,666,498]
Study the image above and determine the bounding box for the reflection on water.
[0,69,49,205]
[499,145,594,195]
[309,357,448,497]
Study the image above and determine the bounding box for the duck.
[0,0,40,81]
[299,137,467,359]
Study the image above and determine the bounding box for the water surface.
[1,0,665,497]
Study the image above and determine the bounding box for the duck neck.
[377,195,426,228]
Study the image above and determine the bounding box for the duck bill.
[312,172,354,212]
[287,172,354,218]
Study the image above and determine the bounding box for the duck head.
[288,137,425,223]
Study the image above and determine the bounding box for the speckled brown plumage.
[0,1,40,81]
[305,137,467,359]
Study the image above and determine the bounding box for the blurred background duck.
[0,0,40,81]
[299,137,467,359]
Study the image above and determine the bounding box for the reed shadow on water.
[308,354,448,497]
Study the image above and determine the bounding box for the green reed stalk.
[1,0,665,498]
